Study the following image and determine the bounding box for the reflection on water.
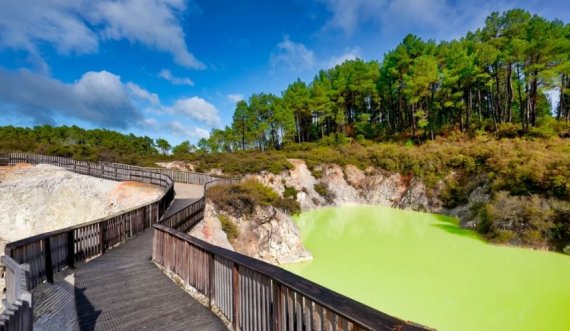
[285,205,570,331]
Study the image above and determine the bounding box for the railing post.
[232,263,240,331]
[22,293,33,331]
[100,222,106,254]
[208,253,215,309]
[67,230,75,269]
[43,238,53,284]
[272,282,281,331]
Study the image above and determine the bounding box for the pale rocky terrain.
[191,203,312,265]
[0,163,164,302]
[0,164,164,243]
[155,161,196,171]
[249,160,441,212]
[192,158,490,265]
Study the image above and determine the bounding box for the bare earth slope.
[0,164,163,243]
[0,163,164,302]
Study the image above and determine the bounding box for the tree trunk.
[506,63,513,122]
[477,85,483,125]
[516,65,525,127]
[489,86,498,131]
[529,73,538,127]
[411,103,417,141]
[465,87,472,130]
[241,117,246,150]
[494,64,503,124]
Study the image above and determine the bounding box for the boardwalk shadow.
[162,198,196,218]
[75,286,101,331]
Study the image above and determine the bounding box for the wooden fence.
[157,178,239,232]
[1,153,431,330]
[0,256,32,331]
[153,225,425,331]
[3,153,174,288]
[100,162,228,185]
[1,153,175,329]
[154,179,428,331]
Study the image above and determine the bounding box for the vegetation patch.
[314,183,336,204]
[218,214,239,241]
[207,179,300,216]
[477,191,570,249]
[283,185,298,199]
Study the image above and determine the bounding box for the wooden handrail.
[153,224,425,331]
[2,153,432,330]
[155,179,430,330]
[1,256,32,330]
[3,153,175,289]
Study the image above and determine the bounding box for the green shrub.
[218,215,239,241]
[314,183,336,203]
[275,198,301,215]
[480,192,553,246]
[548,200,570,251]
[527,125,558,139]
[495,123,522,139]
[283,185,298,199]
[311,168,324,179]
[208,179,300,215]
[439,177,470,208]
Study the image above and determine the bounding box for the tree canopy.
[0,125,162,164]
[198,9,570,152]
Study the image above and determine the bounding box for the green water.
[284,205,570,331]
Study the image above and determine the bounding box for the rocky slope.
[0,164,164,243]
[250,160,443,213]
[191,158,499,265]
[0,163,164,301]
[190,199,312,265]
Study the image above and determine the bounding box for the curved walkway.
[73,183,225,331]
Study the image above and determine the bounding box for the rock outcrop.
[189,203,234,251]
[249,159,439,213]
[195,159,453,266]
[155,161,196,171]
[199,202,312,266]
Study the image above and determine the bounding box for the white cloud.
[127,82,160,104]
[227,94,244,103]
[325,47,361,68]
[318,0,385,35]
[270,35,316,72]
[0,69,140,128]
[168,97,222,128]
[158,69,194,86]
[317,0,518,39]
[143,118,158,126]
[0,0,204,69]
[168,121,210,139]
[0,0,99,55]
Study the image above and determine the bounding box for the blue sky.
[0,0,569,145]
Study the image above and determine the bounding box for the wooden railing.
[2,153,174,289]
[153,225,425,331]
[1,153,431,330]
[154,181,427,331]
[158,178,239,232]
[0,256,32,331]
[100,162,228,185]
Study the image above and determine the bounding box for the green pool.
[283,205,570,331]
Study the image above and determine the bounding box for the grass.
[218,214,239,241]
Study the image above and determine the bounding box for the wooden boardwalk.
[74,183,225,331]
